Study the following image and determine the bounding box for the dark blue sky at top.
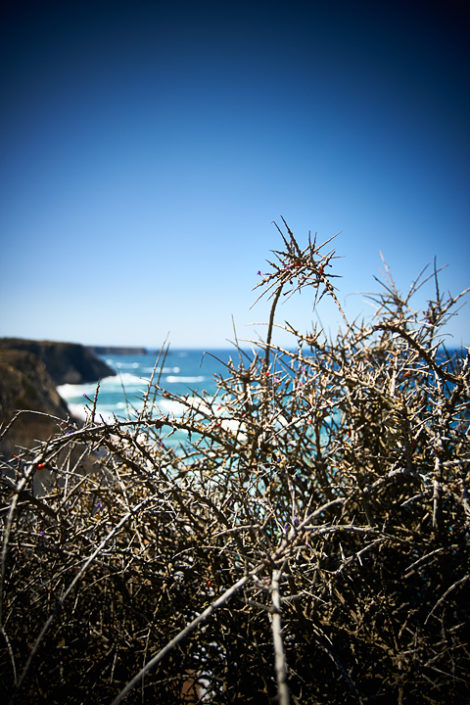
[1,0,469,347]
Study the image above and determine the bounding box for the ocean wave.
[102,373,150,388]
[58,372,147,394]
[66,403,117,424]
[158,399,187,416]
[57,374,151,408]
[115,361,140,369]
[156,395,213,417]
[143,366,181,374]
[219,418,247,439]
[165,375,205,384]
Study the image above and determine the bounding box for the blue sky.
[1,0,469,348]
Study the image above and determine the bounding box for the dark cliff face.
[0,339,115,453]
[0,348,70,419]
[0,338,115,384]
[0,348,70,454]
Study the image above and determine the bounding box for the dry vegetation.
[1,222,469,704]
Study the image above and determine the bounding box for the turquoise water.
[58,346,463,452]
[57,348,239,426]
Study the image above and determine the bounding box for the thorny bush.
[1,221,469,704]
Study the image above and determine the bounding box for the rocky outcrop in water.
[88,345,147,356]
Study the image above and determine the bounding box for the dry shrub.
[1,221,469,704]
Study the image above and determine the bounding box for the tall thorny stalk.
[1,221,469,704]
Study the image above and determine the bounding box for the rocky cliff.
[0,339,115,454]
[0,338,115,384]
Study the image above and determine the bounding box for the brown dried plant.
[1,221,469,704]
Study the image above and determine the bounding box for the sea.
[57,349,242,447]
[56,346,465,450]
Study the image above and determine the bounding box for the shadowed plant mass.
[1,222,469,704]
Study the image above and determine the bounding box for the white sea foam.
[165,375,205,384]
[57,382,95,399]
[143,365,180,374]
[66,403,88,420]
[157,395,212,417]
[66,403,116,424]
[219,418,247,439]
[58,373,150,402]
[96,409,118,423]
[56,350,221,433]
[185,396,212,414]
[158,399,187,416]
